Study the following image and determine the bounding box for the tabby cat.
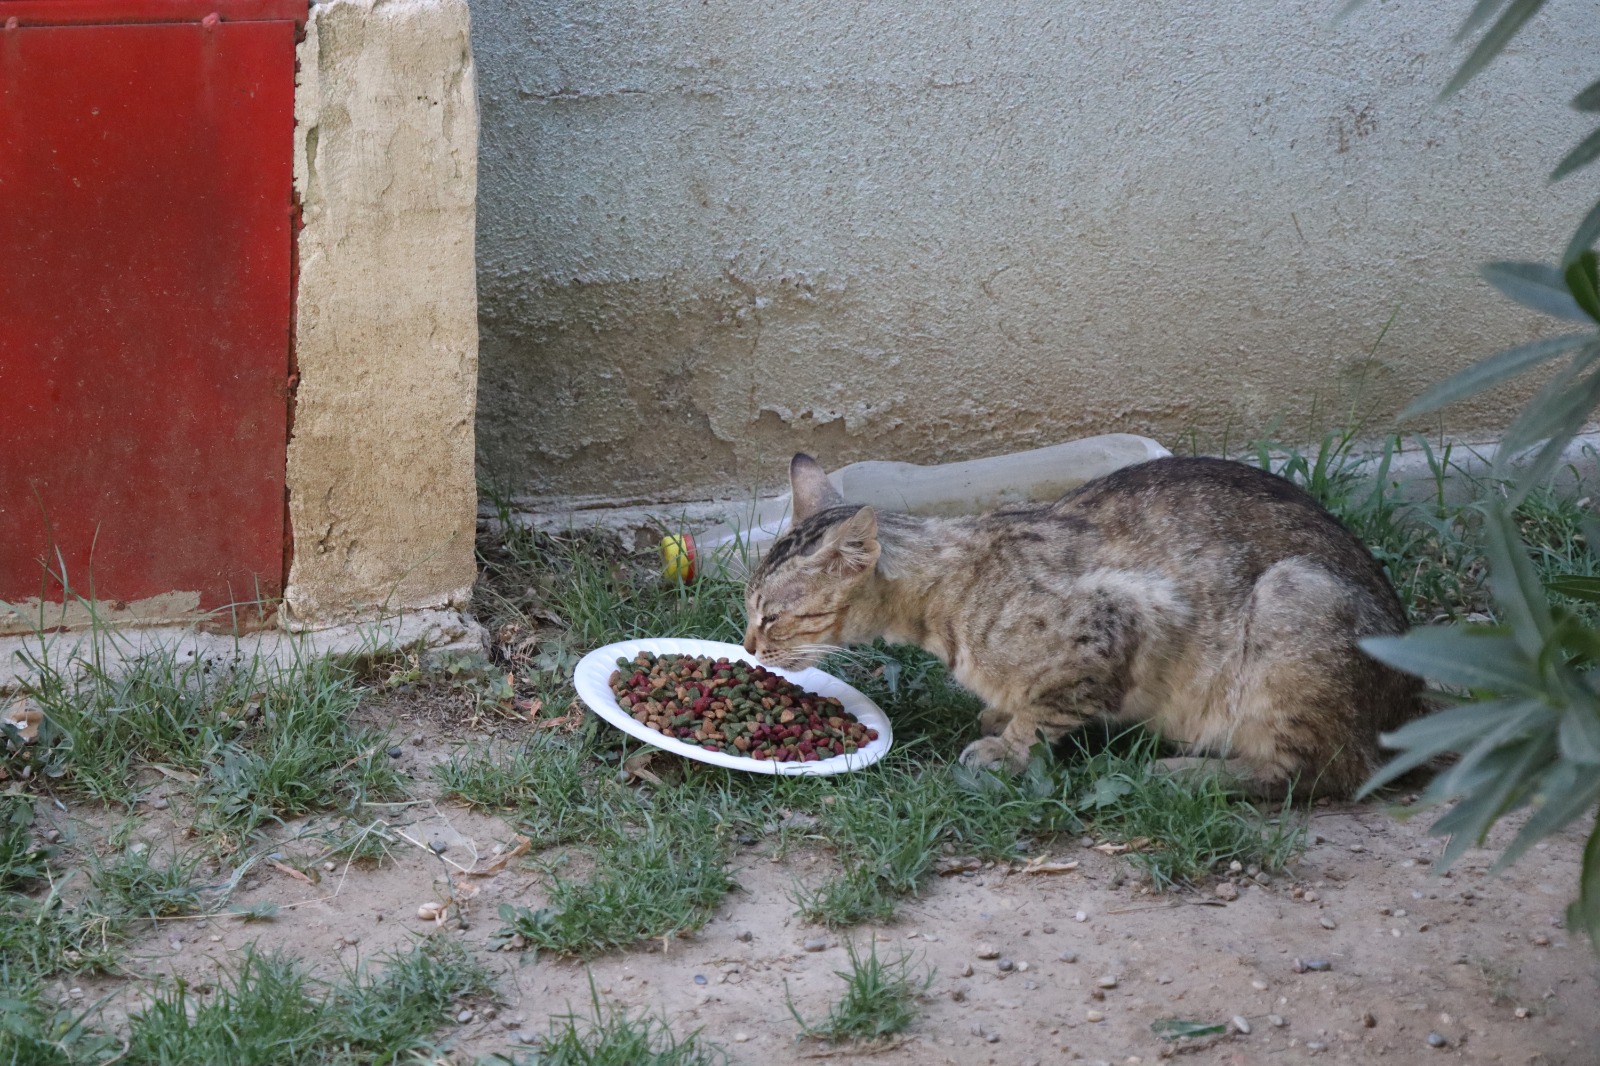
[742,453,1426,797]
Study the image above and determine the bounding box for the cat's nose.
[743,635,756,655]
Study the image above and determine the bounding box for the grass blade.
[1546,575,1600,603]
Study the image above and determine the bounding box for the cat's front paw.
[959,736,1028,772]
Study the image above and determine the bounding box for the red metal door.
[0,0,303,623]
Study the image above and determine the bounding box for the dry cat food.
[608,652,878,762]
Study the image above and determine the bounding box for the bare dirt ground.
[50,693,1598,1066]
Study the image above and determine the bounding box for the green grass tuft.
[497,977,728,1066]
[788,938,932,1042]
[497,806,735,957]
[21,650,405,839]
[87,843,207,921]
[121,937,493,1066]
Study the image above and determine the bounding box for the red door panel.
[1,12,296,616]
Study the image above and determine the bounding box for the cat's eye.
[760,614,777,627]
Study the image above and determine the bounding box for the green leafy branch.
[1337,1,1600,954]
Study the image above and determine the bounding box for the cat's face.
[741,454,880,669]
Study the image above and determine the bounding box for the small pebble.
[1515,1007,1531,1019]
[735,930,753,942]
[323,861,336,872]
[456,1008,474,1024]
[1348,843,1365,852]
[150,796,169,810]
[803,937,828,952]
[1215,883,1240,901]
[501,1018,520,1030]
[387,746,404,759]
[410,731,425,746]
[416,901,445,922]
[1268,1014,1286,1027]
[1319,916,1337,930]
[734,1032,750,1043]
[1086,1010,1105,1023]
[976,943,1001,959]
[1426,1031,1448,1049]
[1229,860,1244,873]
[1074,910,1088,923]
[1095,975,1118,989]
[1232,1015,1251,1035]
[1016,961,1030,972]
[1532,933,1550,946]
[1251,979,1268,991]
[67,988,84,1001]
[693,974,707,985]
[1306,1041,1327,1052]
[960,963,974,977]
[1041,924,1056,934]
[985,1031,1000,1043]
[1362,1011,1377,1028]
[1058,951,1078,963]
[997,957,1015,972]
[1303,890,1319,902]
[428,838,447,854]
[1023,979,1039,990]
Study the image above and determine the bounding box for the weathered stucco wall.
[287,0,479,624]
[474,0,1600,506]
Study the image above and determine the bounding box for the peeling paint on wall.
[473,0,1600,506]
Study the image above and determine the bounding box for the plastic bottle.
[686,433,1171,577]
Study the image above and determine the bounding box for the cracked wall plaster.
[473,0,1600,507]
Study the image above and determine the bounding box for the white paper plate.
[572,638,892,776]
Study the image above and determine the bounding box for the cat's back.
[1026,456,1401,618]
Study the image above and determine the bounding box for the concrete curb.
[0,608,487,697]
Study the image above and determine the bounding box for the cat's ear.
[790,453,845,521]
[811,506,880,577]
